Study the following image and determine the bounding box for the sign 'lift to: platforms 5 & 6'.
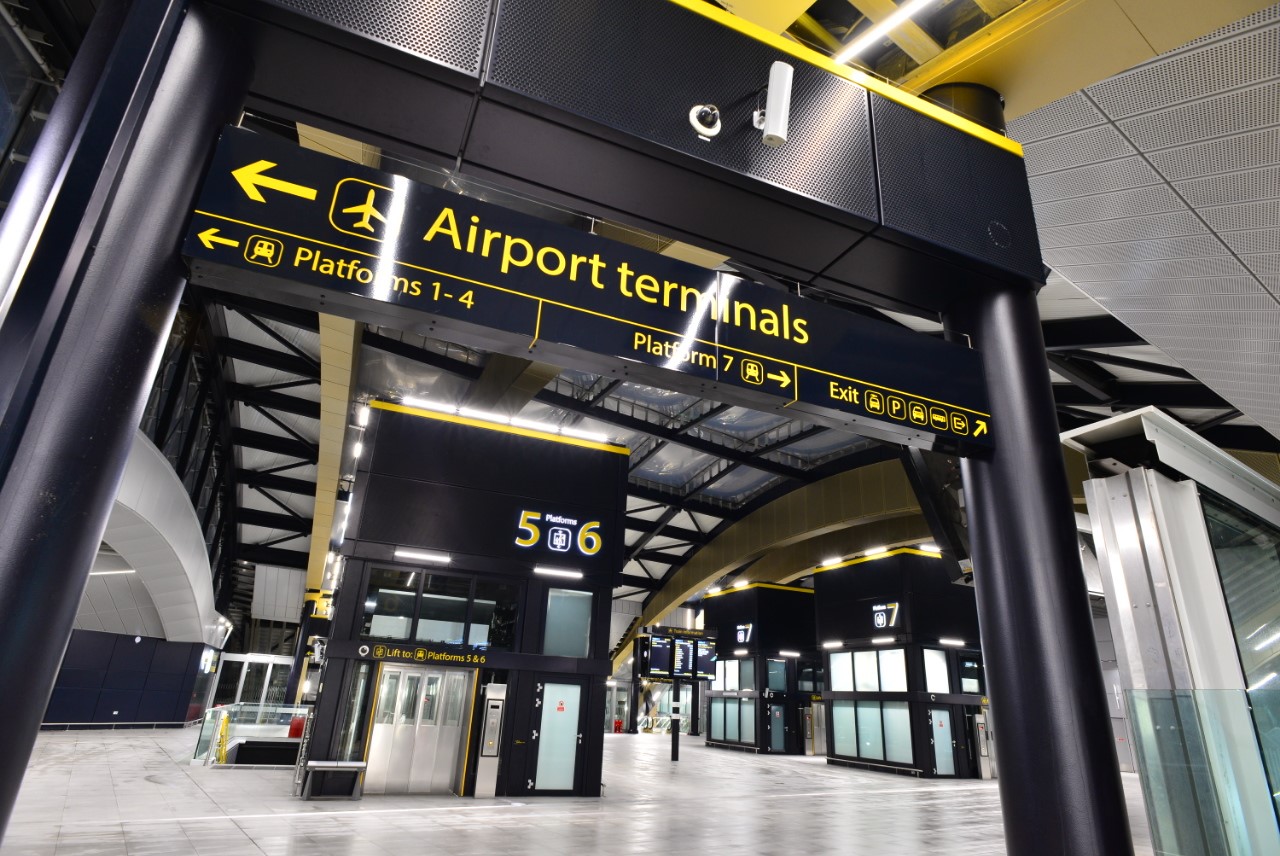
[184,127,993,454]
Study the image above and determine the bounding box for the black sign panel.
[696,639,717,680]
[647,636,673,677]
[184,127,993,449]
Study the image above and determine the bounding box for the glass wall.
[1201,490,1280,816]
[543,588,593,657]
[827,647,915,767]
[358,566,524,651]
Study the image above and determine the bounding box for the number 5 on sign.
[515,510,541,547]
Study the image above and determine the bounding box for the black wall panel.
[813,553,979,643]
[43,630,206,725]
[871,96,1043,281]
[486,0,879,228]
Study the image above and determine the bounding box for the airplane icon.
[341,188,387,232]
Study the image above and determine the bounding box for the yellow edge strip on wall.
[370,400,630,456]
[704,581,815,598]
[665,0,1023,158]
[457,669,481,796]
[705,547,943,597]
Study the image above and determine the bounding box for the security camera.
[752,61,794,147]
[689,104,721,139]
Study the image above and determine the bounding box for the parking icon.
[887,396,906,421]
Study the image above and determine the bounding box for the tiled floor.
[2,728,1152,855]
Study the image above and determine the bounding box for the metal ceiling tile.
[1116,81,1280,152]
[1022,125,1136,176]
[1175,165,1280,207]
[1082,277,1267,298]
[1092,293,1278,312]
[1220,228,1280,255]
[1039,210,1208,249]
[1043,234,1232,266]
[1201,200,1280,232]
[1086,25,1280,119]
[1058,256,1251,282]
[1008,92,1106,144]
[1148,125,1280,182]
[1028,156,1163,205]
[1034,184,1186,228]
[1244,253,1280,276]
[1173,4,1280,52]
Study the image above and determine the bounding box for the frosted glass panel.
[879,649,907,692]
[767,660,787,691]
[741,700,756,744]
[725,699,740,741]
[924,648,950,694]
[725,660,740,691]
[543,589,592,657]
[854,651,879,691]
[739,659,756,691]
[884,701,912,763]
[710,698,725,740]
[833,700,857,757]
[857,701,884,760]
[535,683,581,790]
[713,661,725,691]
[830,651,853,691]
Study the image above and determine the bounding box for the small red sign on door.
[557,701,565,712]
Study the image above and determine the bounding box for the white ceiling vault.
[1009,4,1280,440]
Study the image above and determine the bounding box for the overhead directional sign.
[183,127,993,451]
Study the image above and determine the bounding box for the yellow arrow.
[197,227,239,250]
[767,370,791,389]
[974,420,988,437]
[231,159,318,203]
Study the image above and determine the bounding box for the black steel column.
[0,0,249,838]
[949,286,1132,855]
[627,672,640,733]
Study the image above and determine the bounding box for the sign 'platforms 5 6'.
[184,127,993,452]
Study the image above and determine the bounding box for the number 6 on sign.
[577,521,601,555]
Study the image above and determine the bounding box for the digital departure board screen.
[696,639,716,680]
[673,638,695,677]
[647,636,672,677]
[640,633,716,680]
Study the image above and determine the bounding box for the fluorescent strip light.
[1254,631,1280,652]
[400,396,453,413]
[821,556,842,568]
[822,640,844,649]
[733,580,750,589]
[733,649,748,656]
[778,650,801,658]
[89,569,136,576]
[1249,672,1277,692]
[534,566,583,579]
[864,546,887,557]
[833,0,939,64]
[352,441,363,459]
[871,636,895,645]
[357,405,370,426]
[919,544,939,553]
[708,586,722,594]
[394,549,451,564]
[939,638,965,647]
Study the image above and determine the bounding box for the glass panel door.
[769,704,786,752]
[931,708,956,775]
[535,681,583,792]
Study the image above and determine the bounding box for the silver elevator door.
[364,665,474,795]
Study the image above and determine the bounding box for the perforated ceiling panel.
[1010,4,1280,440]
[265,0,490,74]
